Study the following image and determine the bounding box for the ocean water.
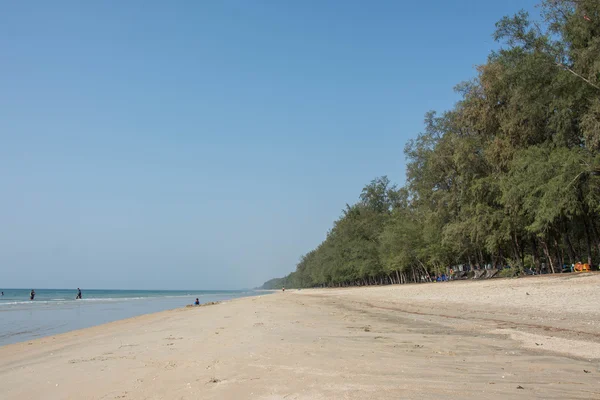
[0,288,259,346]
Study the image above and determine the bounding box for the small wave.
[75,295,196,302]
[0,300,77,306]
[0,329,37,339]
[0,301,39,306]
[76,297,147,302]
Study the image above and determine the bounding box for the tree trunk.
[589,219,600,256]
[553,236,563,274]
[512,233,523,270]
[577,188,596,265]
[531,237,541,274]
[582,217,594,265]
[416,261,428,281]
[514,233,524,269]
[541,239,555,273]
[563,232,576,265]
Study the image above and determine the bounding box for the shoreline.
[1,275,599,399]
[0,299,224,349]
[0,290,261,347]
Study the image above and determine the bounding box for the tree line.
[262,0,600,289]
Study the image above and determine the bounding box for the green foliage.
[262,0,600,289]
[498,268,518,278]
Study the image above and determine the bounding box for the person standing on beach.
[76,288,82,299]
[30,289,35,300]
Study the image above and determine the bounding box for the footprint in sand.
[164,361,177,370]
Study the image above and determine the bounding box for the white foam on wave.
[0,301,34,306]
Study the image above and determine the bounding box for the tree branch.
[556,62,600,91]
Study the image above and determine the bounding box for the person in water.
[76,288,82,299]
[30,289,35,300]
[194,298,200,306]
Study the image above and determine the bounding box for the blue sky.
[0,0,538,290]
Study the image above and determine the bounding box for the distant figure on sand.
[30,290,35,300]
[76,288,82,299]
[194,298,200,306]
[282,287,285,292]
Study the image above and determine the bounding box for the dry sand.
[1,274,599,399]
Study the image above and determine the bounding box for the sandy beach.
[1,274,599,399]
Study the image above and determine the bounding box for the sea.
[0,288,260,346]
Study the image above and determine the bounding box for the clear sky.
[0,0,538,290]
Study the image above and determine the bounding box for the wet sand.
[1,274,599,399]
